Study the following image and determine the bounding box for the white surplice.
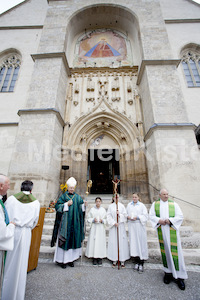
[126,201,148,260]
[0,200,15,295]
[85,206,107,258]
[149,200,188,279]
[107,202,130,262]
[2,194,40,300]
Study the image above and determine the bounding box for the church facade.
[0,0,200,228]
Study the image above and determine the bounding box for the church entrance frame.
[61,4,149,201]
[62,111,149,202]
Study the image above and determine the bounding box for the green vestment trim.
[0,199,6,221]
[0,200,8,270]
[55,192,84,251]
[14,192,36,203]
[155,199,179,271]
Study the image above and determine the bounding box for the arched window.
[0,54,21,92]
[181,50,200,87]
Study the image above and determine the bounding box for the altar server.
[107,194,130,268]
[126,192,148,272]
[2,180,40,300]
[85,197,107,266]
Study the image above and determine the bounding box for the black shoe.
[68,262,74,267]
[97,258,102,266]
[56,262,65,268]
[177,279,185,290]
[93,258,98,266]
[61,263,67,269]
[163,273,173,284]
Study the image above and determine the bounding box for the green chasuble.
[14,192,37,203]
[55,191,84,251]
[155,199,179,271]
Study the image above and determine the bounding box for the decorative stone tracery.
[0,53,21,92]
[62,65,149,200]
[65,67,139,125]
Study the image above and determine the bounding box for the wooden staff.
[112,179,120,270]
[84,180,92,234]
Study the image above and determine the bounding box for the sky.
[0,0,200,14]
[0,0,25,14]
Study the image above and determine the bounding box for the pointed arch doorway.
[87,134,120,194]
[88,148,120,194]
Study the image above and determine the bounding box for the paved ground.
[25,261,200,300]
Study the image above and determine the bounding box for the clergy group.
[0,174,188,300]
[52,178,187,291]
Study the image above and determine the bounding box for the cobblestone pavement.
[25,260,200,300]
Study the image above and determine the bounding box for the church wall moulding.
[65,67,139,126]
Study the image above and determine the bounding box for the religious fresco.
[73,29,132,67]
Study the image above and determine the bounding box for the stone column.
[7,0,73,206]
[8,54,69,206]
[137,27,200,228]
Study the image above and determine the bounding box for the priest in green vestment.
[53,177,87,268]
[149,189,187,291]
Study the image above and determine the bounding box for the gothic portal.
[1,1,200,228]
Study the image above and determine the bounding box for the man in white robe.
[107,194,130,267]
[2,180,40,300]
[126,192,148,273]
[85,197,107,265]
[149,188,187,290]
[0,175,15,298]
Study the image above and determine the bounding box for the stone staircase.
[39,195,200,265]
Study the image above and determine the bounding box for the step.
[40,233,200,253]
[39,245,55,259]
[39,245,200,266]
[181,233,200,249]
[41,226,157,242]
[41,222,194,240]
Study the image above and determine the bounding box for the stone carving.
[73,78,79,106]
[98,80,108,96]
[112,97,121,102]
[1,54,21,68]
[86,97,95,102]
[67,82,73,101]
[128,99,133,105]
[96,121,110,128]
[74,83,79,94]
[73,100,79,106]
[86,76,95,92]
[111,76,120,102]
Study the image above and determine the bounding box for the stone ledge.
[137,59,181,85]
[18,108,65,128]
[31,52,70,76]
[144,122,196,142]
